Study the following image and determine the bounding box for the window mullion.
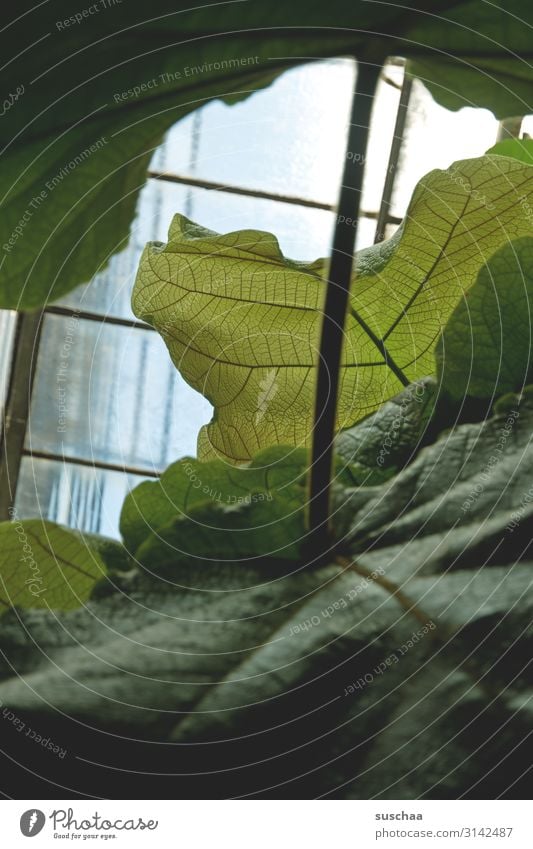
[309,59,381,550]
[0,309,45,520]
[374,71,413,244]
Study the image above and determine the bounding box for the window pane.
[152,59,355,205]
[56,179,188,321]
[390,79,499,218]
[26,314,212,472]
[15,456,145,538]
[57,180,338,322]
[152,58,406,217]
[0,310,16,426]
[519,115,533,135]
[170,181,337,257]
[361,63,404,213]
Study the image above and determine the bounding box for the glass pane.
[57,181,340,322]
[383,221,400,241]
[15,456,145,539]
[0,310,16,422]
[519,115,533,135]
[57,59,408,322]
[57,178,188,321]
[356,216,380,251]
[390,79,499,218]
[26,314,212,472]
[361,63,404,213]
[151,59,355,206]
[153,59,406,216]
[172,181,337,257]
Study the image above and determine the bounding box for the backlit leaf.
[133,154,533,462]
[0,519,106,616]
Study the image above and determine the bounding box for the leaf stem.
[308,59,381,552]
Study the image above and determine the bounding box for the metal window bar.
[374,72,413,244]
[309,59,384,549]
[0,310,44,519]
[0,65,409,524]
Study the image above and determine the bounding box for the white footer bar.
[1,800,529,847]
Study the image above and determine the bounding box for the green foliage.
[120,444,372,570]
[335,377,437,479]
[404,3,533,118]
[0,519,105,615]
[133,155,533,461]
[3,1,533,799]
[486,138,533,164]
[0,392,531,797]
[2,1,533,308]
[437,238,533,401]
[0,3,278,309]
[121,446,311,567]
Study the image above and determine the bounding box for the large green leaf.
[0,389,530,798]
[120,446,310,566]
[0,519,106,615]
[403,3,533,118]
[118,382,437,578]
[436,238,533,401]
[0,2,280,310]
[335,376,438,479]
[132,154,533,462]
[120,444,367,570]
[2,1,533,308]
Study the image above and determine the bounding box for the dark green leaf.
[3,1,533,308]
[436,238,533,402]
[0,392,531,798]
[121,446,310,566]
[335,376,437,480]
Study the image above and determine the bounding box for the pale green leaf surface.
[0,520,106,616]
[133,155,533,462]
